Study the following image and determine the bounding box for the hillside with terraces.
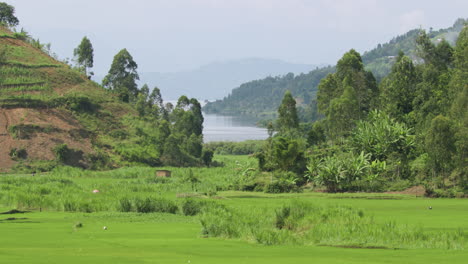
[0,26,137,172]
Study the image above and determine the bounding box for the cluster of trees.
[71,37,211,167]
[256,26,467,196]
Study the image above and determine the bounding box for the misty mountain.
[203,18,466,121]
[136,58,322,100]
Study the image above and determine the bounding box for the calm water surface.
[202,113,268,142]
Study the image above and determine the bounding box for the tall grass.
[0,156,256,213]
[200,201,465,249]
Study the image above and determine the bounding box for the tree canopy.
[102,49,139,102]
[0,2,19,27]
[73,36,94,75]
[277,90,299,133]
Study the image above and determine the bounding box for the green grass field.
[0,156,467,263]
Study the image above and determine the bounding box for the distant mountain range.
[134,58,323,100]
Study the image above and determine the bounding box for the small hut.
[156,170,171,178]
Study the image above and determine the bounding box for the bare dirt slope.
[0,108,94,172]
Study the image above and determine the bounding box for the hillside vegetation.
[203,18,466,122]
[0,25,210,172]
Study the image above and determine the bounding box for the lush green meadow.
[0,155,467,263]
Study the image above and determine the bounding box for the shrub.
[63,200,77,212]
[9,147,27,160]
[53,144,71,163]
[264,181,298,193]
[79,201,94,213]
[181,198,206,216]
[134,197,178,214]
[118,197,133,212]
[264,171,301,193]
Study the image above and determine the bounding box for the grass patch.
[200,201,465,249]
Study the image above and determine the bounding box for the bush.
[311,151,387,192]
[53,144,71,163]
[118,197,133,212]
[264,181,299,193]
[9,147,27,160]
[264,171,301,193]
[181,198,204,216]
[134,197,178,214]
[63,200,77,212]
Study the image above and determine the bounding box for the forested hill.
[203,18,466,121]
[203,66,334,120]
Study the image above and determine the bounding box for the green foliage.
[102,48,139,102]
[351,110,414,162]
[118,197,178,214]
[264,172,300,193]
[7,124,54,139]
[181,198,209,216]
[203,67,334,121]
[201,149,214,166]
[200,201,465,249]
[425,115,457,177]
[271,137,306,173]
[9,147,27,160]
[310,152,386,192]
[277,90,299,133]
[306,120,326,146]
[172,96,204,137]
[73,36,94,75]
[53,144,71,163]
[134,197,178,214]
[379,53,418,121]
[318,49,378,139]
[12,27,29,40]
[0,2,19,27]
[0,43,6,64]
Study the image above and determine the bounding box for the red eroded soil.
[0,108,94,172]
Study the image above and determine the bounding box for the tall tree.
[277,90,299,133]
[73,36,94,76]
[425,115,457,179]
[173,96,204,137]
[0,2,19,27]
[149,87,168,120]
[317,49,378,138]
[448,26,468,186]
[102,49,139,102]
[379,52,418,122]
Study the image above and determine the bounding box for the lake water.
[202,113,268,142]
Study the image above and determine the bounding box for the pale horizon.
[5,0,467,75]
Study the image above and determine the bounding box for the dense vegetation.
[204,19,466,122]
[253,26,467,197]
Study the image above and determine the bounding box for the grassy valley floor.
[0,156,466,263]
[0,191,467,264]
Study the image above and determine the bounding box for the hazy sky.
[5,0,467,75]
